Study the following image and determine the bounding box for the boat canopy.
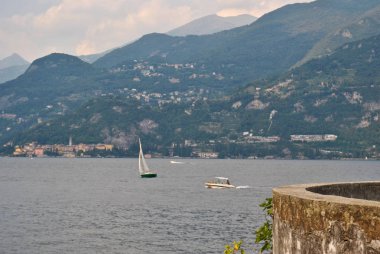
[215,177,229,180]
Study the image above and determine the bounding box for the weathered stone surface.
[307,183,380,202]
[273,182,380,254]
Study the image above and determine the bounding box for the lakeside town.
[8,133,342,159]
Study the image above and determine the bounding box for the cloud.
[69,0,193,55]
[0,0,195,59]
[0,0,313,61]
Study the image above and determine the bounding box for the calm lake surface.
[0,158,379,253]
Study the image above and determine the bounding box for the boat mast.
[138,138,143,174]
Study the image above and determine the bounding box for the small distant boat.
[236,185,251,189]
[138,139,157,178]
[170,160,184,164]
[205,177,235,189]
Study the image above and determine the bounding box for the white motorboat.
[205,177,235,189]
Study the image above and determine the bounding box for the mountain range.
[0,0,379,158]
[77,14,257,64]
[10,34,380,158]
[93,0,380,84]
[167,14,257,36]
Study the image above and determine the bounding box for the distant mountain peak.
[29,53,87,66]
[0,53,29,69]
[9,53,22,58]
[24,53,95,77]
[167,13,257,36]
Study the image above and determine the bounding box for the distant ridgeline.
[0,0,380,159]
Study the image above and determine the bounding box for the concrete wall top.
[273,181,380,208]
[273,181,380,253]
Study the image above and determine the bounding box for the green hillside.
[234,34,380,152]
[298,4,380,65]
[0,53,99,115]
[10,35,380,158]
[0,53,102,143]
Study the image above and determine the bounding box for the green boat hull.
[141,173,157,178]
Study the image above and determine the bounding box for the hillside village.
[109,60,225,84]
[0,87,209,133]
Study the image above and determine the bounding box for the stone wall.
[273,182,380,254]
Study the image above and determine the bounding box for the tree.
[255,198,273,253]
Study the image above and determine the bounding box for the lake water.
[0,158,379,253]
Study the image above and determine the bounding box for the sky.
[0,0,313,62]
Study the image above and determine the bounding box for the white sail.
[138,139,151,174]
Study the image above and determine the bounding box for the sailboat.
[138,139,157,178]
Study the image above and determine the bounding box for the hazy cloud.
[0,0,313,61]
